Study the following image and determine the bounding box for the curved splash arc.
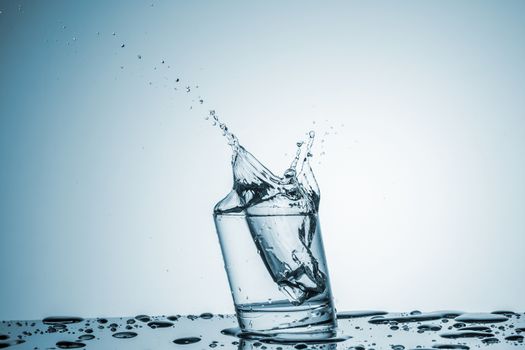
[214,130,325,305]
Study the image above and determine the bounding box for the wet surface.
[0,311,524,349]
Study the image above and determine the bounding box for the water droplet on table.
[173,337,201,345]
[56,340,86,348]
[113,331,138,339]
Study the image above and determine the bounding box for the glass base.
[235,298,337,336]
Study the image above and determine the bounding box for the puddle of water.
[0,311,524,349]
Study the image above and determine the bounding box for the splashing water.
[211,111,326,306]
[211,110,318,217]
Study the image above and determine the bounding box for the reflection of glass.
[214,212,337,335]
[238,338,338,350]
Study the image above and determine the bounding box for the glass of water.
[214,211,337,337]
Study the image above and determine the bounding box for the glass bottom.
[235,298,337,336]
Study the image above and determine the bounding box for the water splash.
[212,114,326,305]
[212,123,319,216]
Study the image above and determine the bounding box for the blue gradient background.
[1,1,524,320]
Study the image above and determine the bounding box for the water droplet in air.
[120,44,125,48]
[137,54,142,59]
[284,169,296,178]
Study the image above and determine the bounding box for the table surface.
[1,311,524,349]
